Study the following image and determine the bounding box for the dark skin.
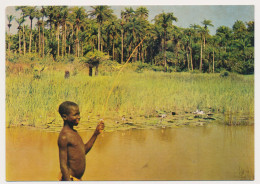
[58,105,104,181]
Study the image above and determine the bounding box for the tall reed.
[6,67,254,127]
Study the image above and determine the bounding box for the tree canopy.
[6,6,254,74]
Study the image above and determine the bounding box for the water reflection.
[6,125,254,181]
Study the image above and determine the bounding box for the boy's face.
[64,105,81,126]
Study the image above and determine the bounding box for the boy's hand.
[95,120,104,135]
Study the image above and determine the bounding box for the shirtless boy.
[58,101,104,181]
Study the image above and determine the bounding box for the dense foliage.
[6,6,254,74]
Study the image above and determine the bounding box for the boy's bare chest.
[68,132,84,149]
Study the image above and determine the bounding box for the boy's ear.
[61,114,68,121]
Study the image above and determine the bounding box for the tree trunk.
[81,42,83,56]
[135,47,138,62]
[141,48,144,63]
[213,49,215,73]
[190,47,193,71]
[187,51,190,71]
[164,30,167,67]
[23,24,26,55]
[38,27,41,56]
[29,19,32,54]
[95,65,99,76]
[75,26,78,57]
[113,42,115,61]
[78,40,80,57]
[8,36,10,53]
[145,49,147,64]
[98,24,101,51]
[7,30,10,54]
[62,24,64,58]
[121,28,124,63]
[64,23,66,57]
[77,26,80,57]
[19,29,21,54]
[128,43,131,61]
[42,20,45,57]
[203,35,206,49]
[57,23,60,57]
[200,42,203,72]
[89,66,93,76]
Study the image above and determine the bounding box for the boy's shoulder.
[58,127,76,142]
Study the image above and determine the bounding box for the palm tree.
[246,21,254,47]
[120,10,127,63]
[171,26,182,63]
[211,35,221,73]
[46,6,60,55]
[40,6,47,57]
[23,6,37,53]
[45,6,56,31]
[15,6,27,55]
[90,6,113,52]
[71,7,87,57]
[7,15,15,34]
[82,18,98,52]
[119,7,137,63]
[183,28,191,71]
[197,25,206,72]
[135,6,149,20]
[186,27,196,71]
[60,6,69,57]
[216,26,232,52]
[135,7,149,62]
[53,7,64,57]
[125,17,143,61]
[232,20,246,40]
[35,10,42,55]
[190,24,202,71]
[106,19,120,60]
[154,12,177,67]
[201,19,214,49]
[15,17,25,54]
[7,15,15,52]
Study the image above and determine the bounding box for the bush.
[220,71,229,77]
[151,65,165,72]
[100,60,121,75]
[80,50,110,76]
[6,52,19,63]
[83,50,110,65]
[232,60,254,75]
[134,62,152,73]
[190,69,200,74]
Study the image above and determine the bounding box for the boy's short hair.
[58,101,78,116]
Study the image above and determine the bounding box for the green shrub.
[100,60,121,75]
[220,71,229,77]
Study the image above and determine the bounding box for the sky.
[5,5,254,35]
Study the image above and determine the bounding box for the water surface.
[6,124,254,181]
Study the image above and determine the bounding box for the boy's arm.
[84,121,104,154]
[58,135,71,181]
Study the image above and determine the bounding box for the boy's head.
[59,101,80,126]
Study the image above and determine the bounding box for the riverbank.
[6,60,254,132]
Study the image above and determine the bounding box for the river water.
[6,124,254,181]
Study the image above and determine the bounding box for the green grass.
[6,61,254,129]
